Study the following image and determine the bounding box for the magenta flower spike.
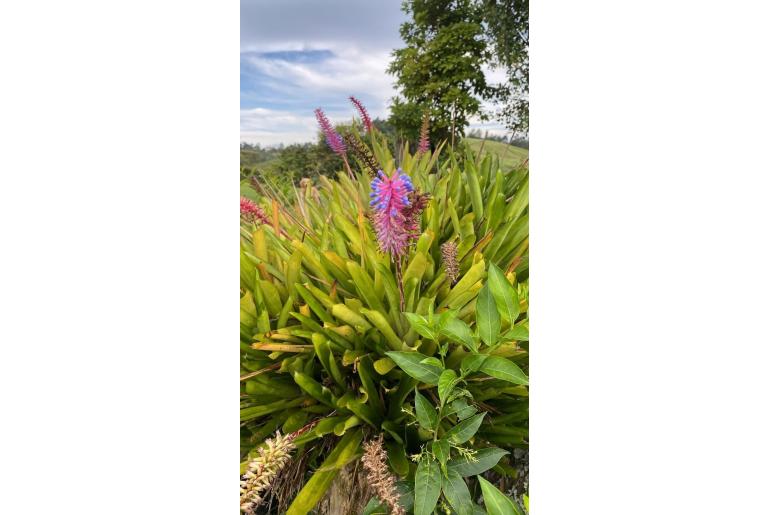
[314,108,346,156]
[349,96,373,133]
[240,197,269,225]
[370,168,414,257]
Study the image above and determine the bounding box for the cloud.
[241,48,394,112]
[241,106,363,146]
[240,107,316,146]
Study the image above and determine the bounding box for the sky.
[240,0,508,146]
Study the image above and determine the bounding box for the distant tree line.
[241,118,525,187]
[466,128,528,149]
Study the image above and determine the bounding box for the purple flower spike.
[349,96,373,132]
[370,168,414,257]
[314,108,346,156]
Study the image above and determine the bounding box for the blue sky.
[240,0,507,145]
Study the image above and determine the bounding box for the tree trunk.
[316,461,372,515]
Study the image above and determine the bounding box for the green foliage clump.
[240,127,528,513]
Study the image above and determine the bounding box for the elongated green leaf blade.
[432,439,450,467]
[438,369,458,405]
[479,356,528,385]
[386,351,442,385]
[476,283,500,346]
[415,390,438,431]
[461,353,488,373]
[447,448,509,477]
[445,413,485,444]
[405,312,437,341]
[362,497,388,515]
[478,476,522,515]
[502,324,529,341]
[442,469,473,515]
[414,457,442,515]
[487,263,519,326]
[441,317,476,352]
[449,398,478,420]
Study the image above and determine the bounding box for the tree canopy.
[388,0,528,145]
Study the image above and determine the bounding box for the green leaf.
[343,349,367,366]
[362,497,388,515]
[357,355,385,414]
[449,398,477,420]
[479,356,528,385]
[502,325,529,342]
[404,312,437,341]
[373,357,397,375]
[442,469,473,515]
[438,369,458,405]
[436,308,460,330]
[414,390,438,431]
[386,439,410,476]
[396,480,415,512]
[386,351,443,385]
[447,448,509,477]
[461,353,488,373]
[420,357,444,369]
[432,439,450,467]
[445,412,485,444]
[441,317,477,352]
[414,457,442,515]
[333,415,361,436]
[488,263,519,326]
[292,371,337,407]
[286,429,363,515]
[478,476,521,515]
[476,283,500,347]
[342,396,381,427]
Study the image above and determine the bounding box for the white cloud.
[243,48,395,117]
[240,107,315,146]
[240,107,365,146]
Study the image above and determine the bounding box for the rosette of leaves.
[240,126,528,513]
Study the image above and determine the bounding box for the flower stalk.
[239,421,319,514]
[349,96,373,133]
[441,241,459,285]
[240,197,270,225]
[417,111,430,155]
[314,108,347,156]
[361,435,405,515]
[342,131,380,177]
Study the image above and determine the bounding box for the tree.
[481,0,528,134]
[388,0,529,144]
[388,0,500,147]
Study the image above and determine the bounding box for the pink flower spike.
[314,108,347,156]
[369,168,414,257]
[349,96,373,133]
[240,197,269,224]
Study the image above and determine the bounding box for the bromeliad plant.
[240,99,528,514]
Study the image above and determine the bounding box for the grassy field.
[464,138,528,170]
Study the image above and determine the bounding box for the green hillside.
[464,138,528,170]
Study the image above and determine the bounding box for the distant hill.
[463,138,528,170]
